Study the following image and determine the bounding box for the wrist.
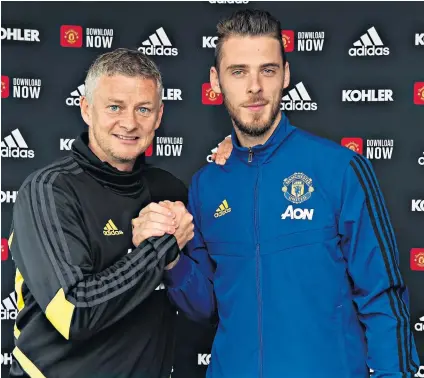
[165,253,180,270]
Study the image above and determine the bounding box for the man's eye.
[137,107,151,113]
[232,70,244,76]
[263,69,275,75]
[108,105,120,111]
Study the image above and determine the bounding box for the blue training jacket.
[164,113,420,378]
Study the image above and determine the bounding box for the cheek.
[222,85,241,106]
[271,79,285,96]
[139,114,159,130]
[96,112,118,131]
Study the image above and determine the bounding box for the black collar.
[71,132,145,197]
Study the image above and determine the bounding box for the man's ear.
[210,66,221,94]
[80,96,92,127]
[283,61,290,90]
[154,102,164,131]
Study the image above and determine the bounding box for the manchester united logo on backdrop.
[281,30,294,52]
[414,82,424,105]
[341,137,364,154]
[1,76,9,98]
[416,252,424,268]
[202,83,223,105]
[282,173,314,204]
[65,29,79,44]
[411,248,424,271]
[60,25,83,48]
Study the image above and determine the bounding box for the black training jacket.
[8,132,187,378]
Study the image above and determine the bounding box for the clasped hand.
[132,201,194,253]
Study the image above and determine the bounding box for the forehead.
[220,35,283,68]
[95,74,158,97]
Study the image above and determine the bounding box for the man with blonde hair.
[7,48,229,378]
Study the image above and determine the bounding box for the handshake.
[131,201,195,269]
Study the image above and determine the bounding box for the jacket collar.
[230,112,296,165]
[71,132,146,197]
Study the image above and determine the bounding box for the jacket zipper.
[252,151,263,378]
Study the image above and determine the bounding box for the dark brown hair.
[214,9,287,71]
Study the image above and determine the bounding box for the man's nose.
[119,110,138,131]
[247,73,263,95]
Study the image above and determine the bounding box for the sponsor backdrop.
[1,1,424,376]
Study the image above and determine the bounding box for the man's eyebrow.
[261,63,281,69]
[106,98,125,104]
[106,98,153,106]
[226,63,281,71]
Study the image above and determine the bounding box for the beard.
[109,150,134,163]
[222,88,283,138]
[91,126,138,164]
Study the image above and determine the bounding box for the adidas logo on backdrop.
[66,84,85,106]
[138,27,178,56]
[280,82,318,111]
[349,26,390,56]
[1,292,18,320]
[1,129,35,158]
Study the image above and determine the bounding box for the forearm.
[65,236,179,339]
[164,252,216,323]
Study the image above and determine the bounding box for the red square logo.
[414,82,424,105]
[411,248,424,271]
[341,137,363,155]
[1,238,8,261]
[60,25,83,48]
[202,83,223,105]
[145,143,153,157]
[281,30,295,52]
[1,76,10,98]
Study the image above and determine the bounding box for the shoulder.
[15,155,82,211]
[190,158,223,185]
[291,128,360,174]
[294,128,357,162]
[142,166,188,204]
[19,155,82,193]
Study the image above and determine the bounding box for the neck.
[233,111,282,148]
[88,141,135,172]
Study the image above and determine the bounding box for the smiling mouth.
[113,134,139,141]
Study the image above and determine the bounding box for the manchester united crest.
[282,172,314,204]
[414,251,424,269]
[64,29,80,45]
[205,87,219,102]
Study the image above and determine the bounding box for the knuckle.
[175,201,184,209]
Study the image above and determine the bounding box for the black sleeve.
[9,177,179,341]
[142,167,188,206]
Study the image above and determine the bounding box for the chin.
[113,155,139,163]
[111,149,141,162]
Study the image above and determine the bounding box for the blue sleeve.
[163,173,217,324]
[338,155,420,377]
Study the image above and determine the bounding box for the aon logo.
[281,205,314,220]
